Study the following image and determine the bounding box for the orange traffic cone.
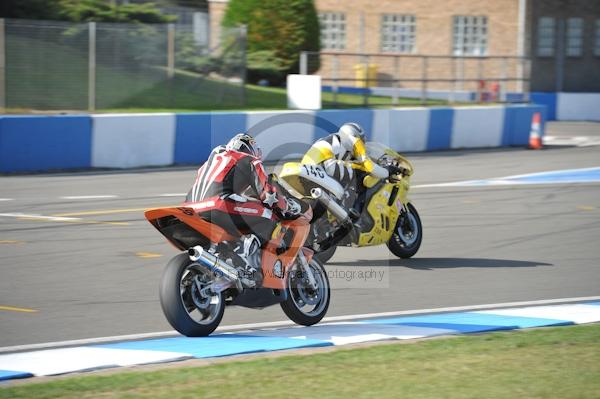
[528,112,543,150]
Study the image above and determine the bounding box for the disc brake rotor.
[294,270,320,306]
[190,278,211,310]
[398,212,418,245]
[296,282,319,305]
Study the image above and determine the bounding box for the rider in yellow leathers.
[302,123,388,186]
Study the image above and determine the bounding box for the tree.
[222,0,320,84]
[166,0,208,11]
[0,0,62,20]
[58,0,175,23]
[0,0,175,24]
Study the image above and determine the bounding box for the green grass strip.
[2,324,599,398]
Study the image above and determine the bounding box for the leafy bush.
[222,0,320,84]
[58,0,175,23]
[0,0,175,24]
[246,50,287,83]
[0,0,62,20]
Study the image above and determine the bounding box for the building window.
[537,17,555,56]
[319,12,346,50]
[453,16,487,56]
[595,19,600,56]
[381,14,416,53]
[566,17,584,57]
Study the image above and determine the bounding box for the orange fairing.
[145,206,235,249]
[146,203,313,290]
[261,208,313,289]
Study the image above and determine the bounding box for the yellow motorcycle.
[278,142,422,263]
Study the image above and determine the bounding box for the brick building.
[208,0,600,92]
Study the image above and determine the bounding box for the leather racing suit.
[185,145,297,245]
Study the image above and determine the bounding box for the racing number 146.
[303,165,325,179]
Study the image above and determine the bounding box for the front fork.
[397,202,415,234]
[296,249,318,290]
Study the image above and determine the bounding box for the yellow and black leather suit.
[301,133,388,186]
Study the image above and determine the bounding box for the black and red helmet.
[226,133,262,158]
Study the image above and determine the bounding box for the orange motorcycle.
[145,197,330,336]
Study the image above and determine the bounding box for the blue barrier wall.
[426,108,454,150]
[0,104,546,173]
[322,86,370,95]
[321,87,599,121]
[501,104,546,146]
[0,115,92,173]
[173,113,213,165]
[530,93,557,121]
[314,109,374,141]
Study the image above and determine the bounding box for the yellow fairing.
[279,162,304,196]
[358,176,411,247]
[283,144,414,248]
[363,175,379,188]
[386,149,414,177]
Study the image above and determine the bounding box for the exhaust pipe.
[188,246,242,291]
[311,188,351,225]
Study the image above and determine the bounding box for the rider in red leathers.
[185,134,301,263]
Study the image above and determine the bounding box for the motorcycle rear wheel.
[314,245,337,264]
[159,253,225,337]
[281,257,330,326]
[387,202,422,259]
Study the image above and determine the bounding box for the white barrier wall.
[370,109,391,146]
[556,93,600,121]
[246,111,316,161]
[1,104,545,173]
[91,114,176,168]
[387,108,430,152]
[451,106,505,148]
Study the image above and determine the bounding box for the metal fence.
[0,18,247,112]
[300,51,531,106]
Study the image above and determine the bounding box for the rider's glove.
[278,197,302,220]
[284,197,302,216]
[386,164,406,178]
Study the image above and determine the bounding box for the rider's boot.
[232,234,261,286]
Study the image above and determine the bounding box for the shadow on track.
[327,257,553,270]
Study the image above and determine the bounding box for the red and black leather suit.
[184,146,292,244]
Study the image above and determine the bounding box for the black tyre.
[387,202,423,259]
[159,253,225,337]
[314,246,337,264]
[280,257,330,326]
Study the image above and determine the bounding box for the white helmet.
[338,122,365,151]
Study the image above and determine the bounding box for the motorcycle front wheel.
[387,202,423,259]
[159,253,225,337]
[281,257,330,326]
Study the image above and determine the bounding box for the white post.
[333,54,339,106]
[420,56,428,105]
[450,56,456,104]
[392,55,399,106]
[458,57,464,91]
[359,12,365,53]
[477,57,483,102]
[167,23,175,79]
[516,0,527,93]
[0,19,5,111]
[555,19,565,92]
[88,22,96,112]
[501,57,508,102]
[299,51,308,75]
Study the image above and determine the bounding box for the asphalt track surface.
[1,122,599,347]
